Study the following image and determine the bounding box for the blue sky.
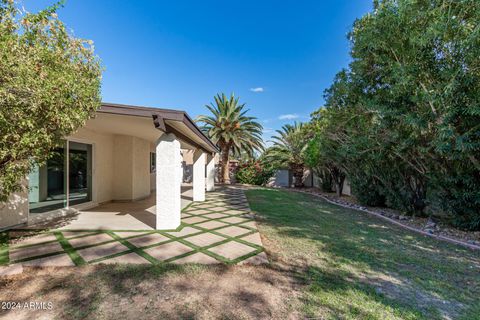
[23,0,372,143]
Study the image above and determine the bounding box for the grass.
[245,188,480,320]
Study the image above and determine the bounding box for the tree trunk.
[291,164,305,188]
[221,146,230,184]
[330,166,345,197]
[335,177,345,197]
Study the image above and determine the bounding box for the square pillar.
[155,133,182,229]
[192,149,206,201]
[206,153,215,192]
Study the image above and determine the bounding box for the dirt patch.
[0,264,303,320]
[356,271,464,320]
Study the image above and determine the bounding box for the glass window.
[150,152,156,173]
[28,143,67,214]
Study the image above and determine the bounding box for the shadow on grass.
[0,263,298,319]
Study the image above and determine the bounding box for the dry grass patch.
[0,264,301,320]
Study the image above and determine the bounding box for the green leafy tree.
[265,122,309,188]
[196,93,264,184]
[0,0,102,202]
[305,110,347,196]
[349,0,480,222]
[307,0,480,229]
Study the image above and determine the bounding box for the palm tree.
[265,122,309,187]
[196,93,264,184]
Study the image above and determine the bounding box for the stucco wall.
[343,179,352,196]
[0,180,29,229]
[70,127,115,204]
[113,135,134,200]
[268,169,290,187]
[132,137,151,200]
[70,129,152,202]
[112,135,151,201]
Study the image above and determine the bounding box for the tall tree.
[196,93,263,184]
[0,0,102,202]
[265,122,309,188]
[307,0,480,229]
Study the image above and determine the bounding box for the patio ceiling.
[97,103,219,154]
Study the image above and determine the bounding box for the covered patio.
[47,184,194,231]
[6,187,268,266]
[18,103,218,231]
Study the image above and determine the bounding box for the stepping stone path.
[2,186,267,266]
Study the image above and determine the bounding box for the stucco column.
[192,149,206,201]
[155,133,182,229]
[206,153,215,192]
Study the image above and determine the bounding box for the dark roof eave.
[98,102,219,153]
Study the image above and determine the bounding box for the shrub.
[315,169,333,192]
[431,169,480,231]
[350,175,386,207]
[235,160,275,186]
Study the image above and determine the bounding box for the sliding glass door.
[68,142,92,206]
[28,141,93,214]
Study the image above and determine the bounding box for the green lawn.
[245,188,480,320]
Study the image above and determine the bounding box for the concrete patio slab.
[186,209,211,215]
[239,220,257,228]
[183,233,226,247]
[221,217,249,224]
[195,220,229,230]
[10,242,64,261]
[166,227,201,238]
[207,241,256,260]
[114,231,149,238]
[4,186,268,266]
[203,213,229,219]
[172,253,220,264]
[193,204,214,209]
[61,231,96,238]
[182,216,209,224]
[240,233,263,246]
[125,233,170,248]
[216,226,251,237]
[144,242,193,261]
[9,233,58,247]
[94,252,150,265]
[21,254,75,267]
[224,209,249,215]
[68,233,114,248]
[30,186,194,231]
[209,207,229,212]
[77,241,130,262]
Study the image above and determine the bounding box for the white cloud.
[249,87,264,93]
[278,114,299,120]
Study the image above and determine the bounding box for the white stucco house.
[0,103,218,231]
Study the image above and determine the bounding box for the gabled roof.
[98,102,218,154]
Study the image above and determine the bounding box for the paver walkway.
[1,186,268,266]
